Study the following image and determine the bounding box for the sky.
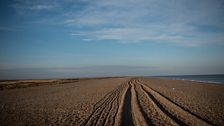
[0,0,224,79]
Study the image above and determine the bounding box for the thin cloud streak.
[11,0,59,14]
[11,0,224,46]
[64,0,224,46]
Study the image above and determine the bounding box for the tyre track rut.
[82,81,128,126]
[82,78,212,126]
[136,79,211,126]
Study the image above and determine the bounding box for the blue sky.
[0,0,224,79]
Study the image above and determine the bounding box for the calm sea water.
[156,74,224,84]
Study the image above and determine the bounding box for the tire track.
[80,78,212,126]
[114,82,129,126]
[132,79,177,126]
[121,80,151,126]
[104,83,127,126]
[121,82,134,126]
[104,97,119,126]
[132,83,153,125]
[138,79,216,126]
[61,78,222,125]
[95,94,117,126]
[136,79,210,126]
[82,82,128,126]
[130,81,148,126]
[83,93,117,125]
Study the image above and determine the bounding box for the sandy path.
[1,77,223,126]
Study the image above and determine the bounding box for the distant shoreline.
[152,74,224,84]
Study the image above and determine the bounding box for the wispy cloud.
[11,0,59,14]
[11,0,224,46]
[65,0,224,46]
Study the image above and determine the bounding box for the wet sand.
[0,77,223,126]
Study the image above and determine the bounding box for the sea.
[156,74,224,84]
